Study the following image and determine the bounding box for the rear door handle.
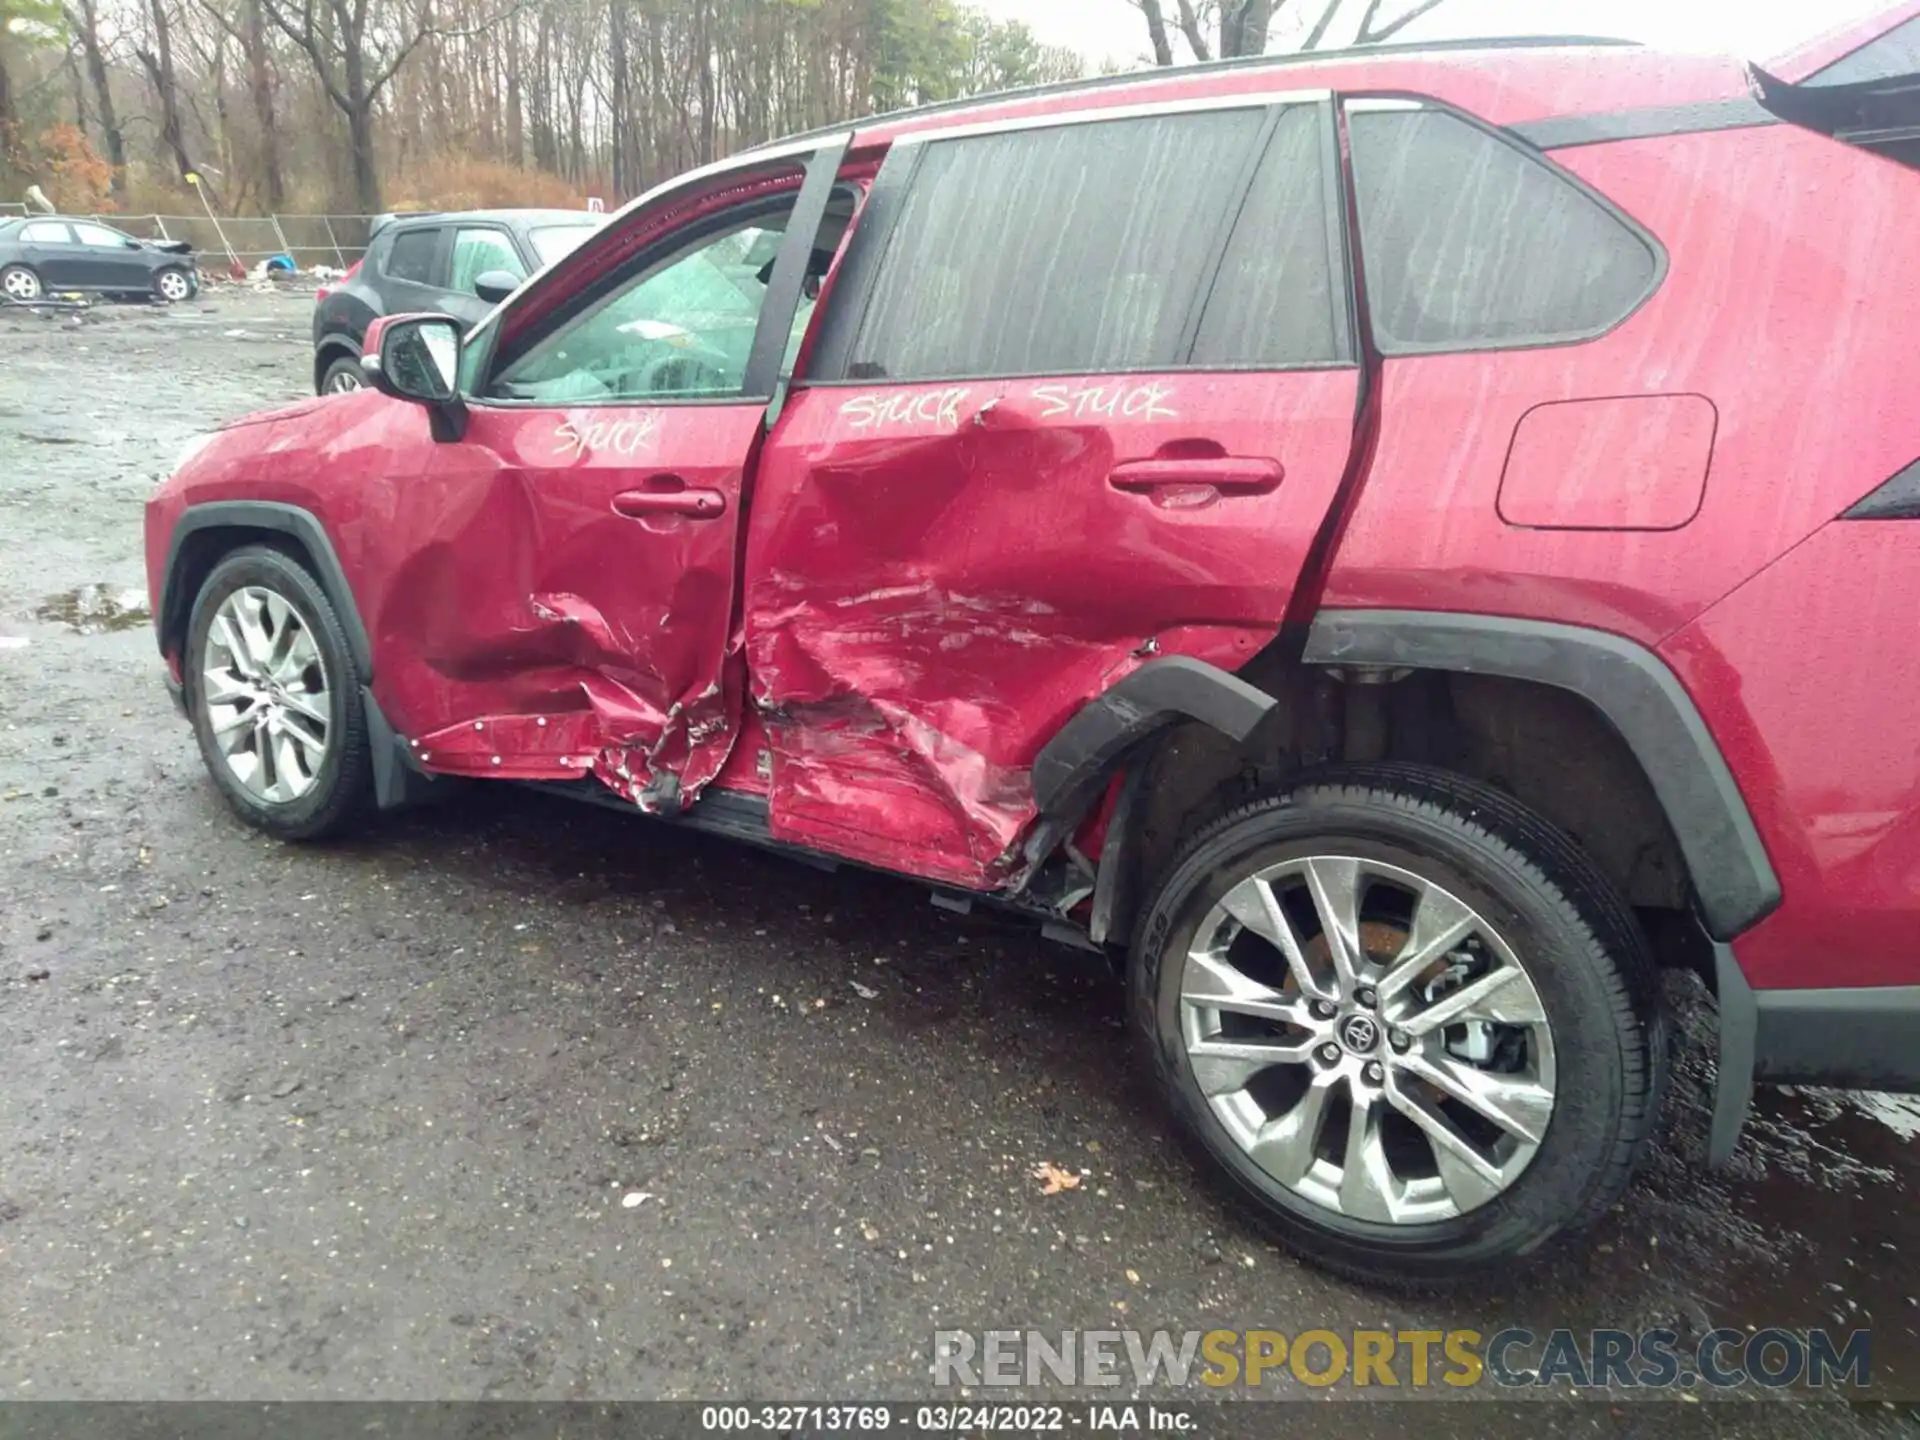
[1108,457,1285,494]
[612,483,727,519]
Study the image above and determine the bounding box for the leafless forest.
[0,0,1440,219]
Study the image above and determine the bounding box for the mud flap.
[364,687,459,811]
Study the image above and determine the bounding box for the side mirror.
[473,269,520,305]
[363,313,466,441]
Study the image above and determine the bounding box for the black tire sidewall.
[1133,784,1639,1275]
[3,265,41,301]
[320,356,363,394]
[184,548,362,838]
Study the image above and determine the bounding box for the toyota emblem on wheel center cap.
[1339,1014,1381,1053]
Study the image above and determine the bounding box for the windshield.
[529,223,601,265]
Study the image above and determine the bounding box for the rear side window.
[842,109,1278,381]
[385,228,441,285]
[1348,106,1659,354]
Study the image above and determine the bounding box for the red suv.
[144,9,1920,1284]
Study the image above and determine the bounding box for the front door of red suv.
[744,98,1363,885]
[362,143,847,809]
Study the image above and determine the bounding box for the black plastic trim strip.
[805,143,924,383]
[1841,456,1920,519]
[1753,983,1920,1090]
[1031,657,1277,824]
[743,136,850,398]
[1303,610,1781,940]
[159,500,373,680]
[1511,96,1780,150]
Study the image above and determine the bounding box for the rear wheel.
[185,546,372,840]
[153,266,195,302]
[2,264,43,302]
[1130,763,1662,1285]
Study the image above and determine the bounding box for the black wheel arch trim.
[1302,609,1781,942]
[1031,656,1278,826]
[158,501,374,681]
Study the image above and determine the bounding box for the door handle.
[1108,457,1285,494]
[612,482,727,519]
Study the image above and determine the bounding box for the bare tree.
[63,0,125,191]
[135,0,197,181]
[261,0,436,210]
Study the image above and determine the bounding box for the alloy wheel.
[1180,855,1556,1225]
[200,585,332,803]
[2,267,41,301]
[157,269,193,301]
[325,365,363,393]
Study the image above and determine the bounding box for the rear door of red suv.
[743,94,1364,886]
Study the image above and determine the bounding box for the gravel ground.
[1,288,1917,1431]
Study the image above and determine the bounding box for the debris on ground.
[1031,1161,1081,1195]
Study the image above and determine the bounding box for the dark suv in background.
[311,208,601,393]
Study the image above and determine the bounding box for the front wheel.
[2,264,43,302]
[184,545,373,839]
[153,266,195,302]
[1130,763,1663,1286]
[319,354,365,394]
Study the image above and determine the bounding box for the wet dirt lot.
[0,290,1916,1433]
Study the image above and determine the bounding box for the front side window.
[487,210,792,404]
[1348,105,1659,354]
[842,108,1276,381]
[451,228,525,295]
[385,228,441,285]
[72,222,128,248]
[20,222,70,244]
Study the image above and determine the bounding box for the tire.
[153,266,195,302]
[1129,762,1663,1287]
[184,545,373,840]
[1,264,43,302]
[319,354,365,395]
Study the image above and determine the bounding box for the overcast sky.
[974,0,1893,71]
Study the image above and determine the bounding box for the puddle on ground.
[35,584,150,634]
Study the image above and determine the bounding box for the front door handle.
[612,482,727,519]
[1108,457,1285,495]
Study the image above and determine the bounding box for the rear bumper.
[1712,943,1920,1162]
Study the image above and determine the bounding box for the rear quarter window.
[1348,105,1660,354]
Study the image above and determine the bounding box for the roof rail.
[743,34,1641,153]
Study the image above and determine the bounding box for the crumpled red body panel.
[743,369,1362,886]
[362,400,764,810]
